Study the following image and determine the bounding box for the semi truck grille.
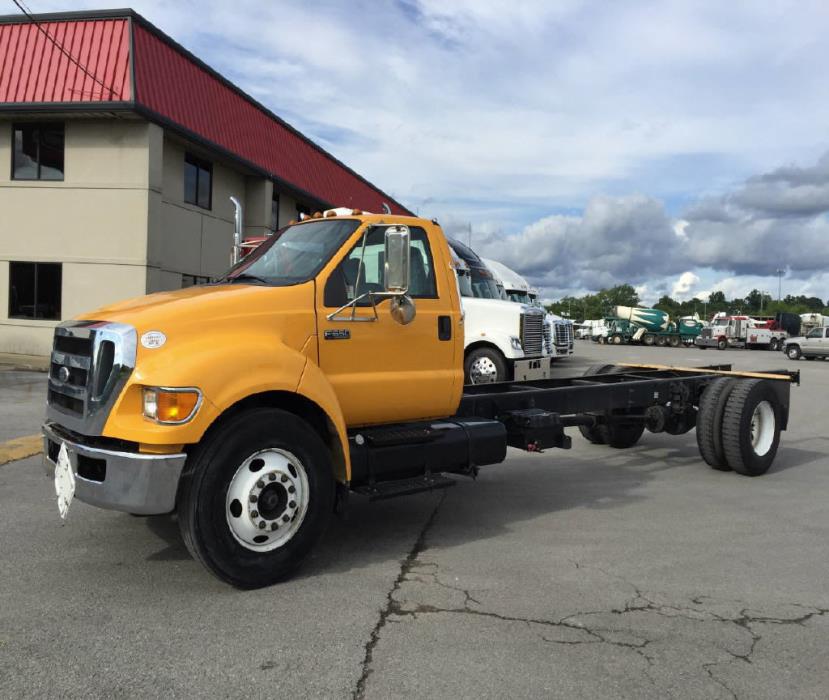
[543,322,553,354]
[520,311,544,356]
[46,322,137,435]
[554,321,574,348]
[700,328,713,339]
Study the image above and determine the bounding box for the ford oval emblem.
[58,366,70,383]
[140,331,167,349]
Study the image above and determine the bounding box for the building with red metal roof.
[0,8,411,356]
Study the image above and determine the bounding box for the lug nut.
[258,521,266,530]
[271,523,278,531]
[268,473,276,481]
[251,510,259,518]
[280,475,288,483]
[288,486,296,494]
[257,480,264,488]
[249,495,257,503]
[289,500,296,509]
[282,514,290,523]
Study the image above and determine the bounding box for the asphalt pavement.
[1,344,828,698]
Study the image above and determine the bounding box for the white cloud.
[672,272,700,299]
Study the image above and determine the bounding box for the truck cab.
[447,239,551,384]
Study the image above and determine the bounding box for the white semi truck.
[448,240,553,384]
[482,258,574,359]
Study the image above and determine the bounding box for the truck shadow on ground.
[137,434,820,579]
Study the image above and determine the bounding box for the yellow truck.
[42,211,798,588]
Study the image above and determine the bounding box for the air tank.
[612,306,671,332]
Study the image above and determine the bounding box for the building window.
[12,123,65,180]
[181,274,211,288]
[8,262,62,320]
[271,189,280,231]
[296,204,311,220]
[184,153,212,209]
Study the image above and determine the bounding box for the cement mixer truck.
[601,306,703,347]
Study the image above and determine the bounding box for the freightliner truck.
[42,210,798,588]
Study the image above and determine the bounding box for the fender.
[465,331,523,361]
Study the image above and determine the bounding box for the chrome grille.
[554,321,574,348]
[543,321,553,354]
[46,322,137,435]
[520,311,544,356]
[700,327,713,339]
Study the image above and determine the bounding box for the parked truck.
[597,306,703,347]
[482,257,574,359]
[43,210,798,588]
[695,314,794,351]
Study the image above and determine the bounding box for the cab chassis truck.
[42,211,799,588]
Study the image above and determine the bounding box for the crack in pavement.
[351,498,828,700]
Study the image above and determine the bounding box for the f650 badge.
[324,329,351,340]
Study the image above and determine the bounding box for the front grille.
[554,321,574,348]
[543,322,553,354]
[46,322,136,435]
[701,328,713,339]
[520,311,544,356]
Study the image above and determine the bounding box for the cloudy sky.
[33,0,829,302]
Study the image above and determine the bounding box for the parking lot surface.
[1,344,828,698]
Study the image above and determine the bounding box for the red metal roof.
[0,18,130,103]
[0,10,410,215]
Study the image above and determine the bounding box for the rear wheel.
[465,347,508,384]
[643,334,655,346]
[177,408,334,588]
[611,334,623,345]
[786,345,801,360]
[655,335,667,347]
[603,420,645,449]
[721,380,782,476]
[696,377,737,471]
[769,338,779,351]
[578,364,617,445]
[668,335,681,348]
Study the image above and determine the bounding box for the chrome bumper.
[42,422,187,515]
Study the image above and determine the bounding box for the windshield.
[469,268,502,299]
[507,290,532,304]
[225,219,361,285]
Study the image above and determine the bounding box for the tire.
[786,345,801,360]
[611,334,623,345]
[464,346,508,384]
[177,408,335,588]
[695,378,737,471]
[656,335,667,347]
[668,335,681,348]
[643,334,655,346]
[597,336,606,345]
[717,338,728,351]
[721,380,782,476]
[603,421,645,449]
[769,338,779,351]
[578,364,617,444]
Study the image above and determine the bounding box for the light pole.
[776,268,784,302]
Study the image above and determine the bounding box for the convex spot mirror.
[384,225,410,294]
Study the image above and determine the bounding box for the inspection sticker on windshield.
[54,443,76,520]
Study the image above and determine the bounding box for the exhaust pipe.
[230,195,243,265]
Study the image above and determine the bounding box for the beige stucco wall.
[0,118,153,356]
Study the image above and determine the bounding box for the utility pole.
[467,222,472,248]
[776,268,784,302]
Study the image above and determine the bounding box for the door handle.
[438,315,452,341]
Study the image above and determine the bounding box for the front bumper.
[513,356,552,381]
[42,422,187,515]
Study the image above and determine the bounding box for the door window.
[807,328,822,338]
[324,226,437,307]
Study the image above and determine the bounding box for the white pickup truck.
[783,327,829,361]
[448,240,552,383]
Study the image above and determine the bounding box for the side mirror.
[384,225,410,294]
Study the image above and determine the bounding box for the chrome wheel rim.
[225,448,309,552]
[750,401,775,456]
[470,356,498,383]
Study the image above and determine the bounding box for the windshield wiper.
[224,273,270,285]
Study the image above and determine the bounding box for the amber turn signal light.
[143,387,201,424]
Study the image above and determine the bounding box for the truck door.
[316,224,461,426]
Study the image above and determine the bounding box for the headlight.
[142,387,202,424]
[510,335,523,351]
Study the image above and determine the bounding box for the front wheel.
[177,408,334,588]
[465,347,508,384]
[721,380,782,476]
[786,345,802,360]
[717,338,728,351]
